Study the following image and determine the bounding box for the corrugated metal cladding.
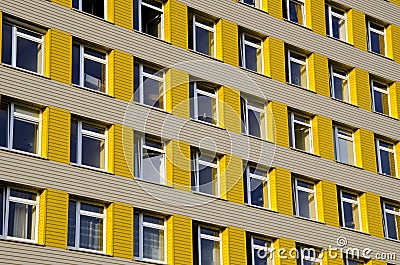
[0,0,399,264]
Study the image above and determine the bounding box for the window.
[339,190,361,230]
[0,187,38,242]
[72,44,107,93]
[72,0,105,19]
[382,202,400,240]
[190,15,216,57]
[240,0,262,8]
[190,82,218,125]
[293,179,317,220]
[330,66,350,103]
[194,225,221,265]
[284,0,305,26]
[191,150,219,196]
[325,5,346,41]
[289,112,313,153]
[134,0,164,39]
[367,21,386,56]
[134,134,166,185]
[371,80,390,116]
[240,33,263,73]
[376,139,396,177]
[333,127,355,165]
[243,165,269,208]
[0,102,41,155]
[287,51,307,88]
[241,97,267,139]
[2,22,44,74]
[297,246,322,265]
[247,234,273,265]
[70,120,107,170]
[68,200,105,252]
[134,212,165,262]
[134,63,165,109]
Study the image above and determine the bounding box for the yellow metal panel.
[367,260,386,265]
[316,180,340,226]
[106,202,133,258]
[349,68,371,110]
[222,227,246,265]
[263,0,283,19]
[308,53,330,97]
[166,140,191,191]
[108,0,133,30]
[52,0,71,8]
[360,192,384,237]
[167,215,193,265]
[347,9,367,51]
[42,106,71,164]
[269,167,293,215]
[263,37,286,83]
[164,0,188,49]
[395,143,400,177]
[389,82,400,119]
[46,29,72,84]
[165,68,190,119]
[218,86,242,134]
[274,238,296,265]
[216,19,239,66]
[111,124,133,178]
[386,24,400,63]
[323,250,343,265]
[390,0,400,5]
[108,50,133,102]
[267,101,289,147]
[38,190,47,245]
[311,115,334,160]
[220,154,243,204]
[108,125,115,174]
[305,0,326,35]
[354,129,377,172]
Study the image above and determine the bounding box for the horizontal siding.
[360,192,384,238]
[349,68,371,111]
[305,0,325,35]
[47,107,71,164]
[49,28,72,84]
[316,180,340,227]
[308,53,330,97]
[165,68,190,119]
[164,0,188,49]
[218,86,242,134]
[216,19,239,66]
[45,188,68,248]
[312,115,334,160]
[112,202,133,259]
[222,226,246,265]
[269,167,293,215]
[347,9,367,51]
[167,215,192,265]
[114,0,133,30]
[165,140,191,191]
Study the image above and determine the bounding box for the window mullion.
[139,214,144,258]
[80,45,85,87]
[75,201,80,248]
[77,121,83,165]
[11,26,17,67]
[4,188,10,237]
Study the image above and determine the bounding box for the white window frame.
[330,66,350,102]
[135,213,166,263]
[326,5,347,42]
[197,226,222,265]
[298,247,322,265]
[193,14,216,57]
[371,80,390,115]
[250,236,273,265]
[4,103,42,156]
[293,178,317,220]
[289,112,313,153]
[333,126,355,165]
[340,190,361,231]
[376,139,396,177]
[68,200,106,253]
[7,24,44,74]
[191,82,218,125]
[242,98,267,139]
[75,44,108,93]
[240,33,263,73]
[245,166,270,208]
[135,135,166,185]
[288,50,308,88]
[192,152,220,197]
[382,202,400,240]
[72,120,108,171]
[73,0,108,19]
[367,21,386,56]
[1,187,39,243]
[138,0,164,40]
[137,64,166,110]
[286,0,305,26]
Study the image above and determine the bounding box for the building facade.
[0,0,400,264]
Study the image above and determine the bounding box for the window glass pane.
[143,226,164,260]
[134,213,139,257]
[0,188,3,235]
[201,238,220,265]
[331,16,343,39]
[289,1,303,25]
[68,201,76,246]
[10,189,36,200]
[380,149,395,176]
[143,76,163,108]
[198,165,218,195]
[294,123,311,152]
[373,90,389,115]
[297,189,311,218]
[144,137,162,150]
[343,201,357,229]
[385,212,398,240]
[79,215,103,250]
[142,146,164,184]
[143,215,163,225]
[85,48,105,60]
[338,137,354,164]
[243,0,256,6]
[134,63,141,103]
[84,59,105,92]
[82,136,105,169]
[254,248,268,265]
[197,93,215,124]
[8,201,35,239]
[82,0,104,18]
[243,170,248,204]
[325,7,329,35]
[290,60,306,88]
[72,44,80,86]
[70,121,78,163]
[16,37,41,73]
[2,23,12,65]
[201,228,219,237]
[82,124,104,135]
[81,203,103,214]
[245,45,258,72]
[13,119,38,153]
[134,135,141,178]
[196,26,213,56]
[142,4,162,38]
[250,177,264,207]
[72,0,79,9]
[0,103,8,147]
[332,75,349,102]
[370,30,384,55]
[342,192,356,201]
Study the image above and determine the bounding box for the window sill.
[68,247,111,256]
[190,118,226,131]
[70,163,113,175]
[326,35,353,47]
[334,160,363,170]
[377,171,397,179]
[134,257,167,265]
[245,203,278,213]
[1,63,48,79]
[340,226,370,236]
[0,236,43,246]
[0,147,47,160]
[294,215,326,225]
[368,50,394,61]
[71,84,114,99]
[286,82,315,94]
[372,110,399,121]
[384,236,400,243]
[289,147,320,158]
